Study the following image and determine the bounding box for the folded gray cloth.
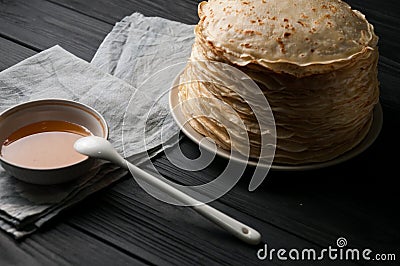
[0,13,195,239]
[92,13,194,88]
[0,46,132,238]
[91,13,194,156]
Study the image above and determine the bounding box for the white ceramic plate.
[169,77,383,171]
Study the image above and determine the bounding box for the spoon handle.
[127,162,261,245]
[193,204,261,245]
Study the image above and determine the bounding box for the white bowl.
[0,99,108,185]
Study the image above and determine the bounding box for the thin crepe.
[178,0,379,165]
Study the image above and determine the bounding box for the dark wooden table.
[1,0,399,265]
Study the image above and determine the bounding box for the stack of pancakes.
[178,0,379,165]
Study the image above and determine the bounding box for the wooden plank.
[47,0,201,25]
[66,179,358,266]
[0,222,149,265]
[0,234,41,266]
[0,37,37,71]
[152,118,400,253]
[0,0,112,61]
[27,223,149,265]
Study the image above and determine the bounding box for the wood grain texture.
[0,0,399,265]
[0,219,148,265]
[47,0,201,25]
[0,234,41,266]
[0,0,112,61]
[0,37,37,71]
[26,224,149,265]
[65,180,360,266]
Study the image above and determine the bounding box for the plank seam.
[44,0,114,25]
[66,222,157,266]
[0,33,41,53]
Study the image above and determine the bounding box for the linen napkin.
[92,13,195,157]
[0,13,195,239]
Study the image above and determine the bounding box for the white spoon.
[74,136,261,245]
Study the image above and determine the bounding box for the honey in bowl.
[0,120,92,169]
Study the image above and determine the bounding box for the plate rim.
[169,74,383,171]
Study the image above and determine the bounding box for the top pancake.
[197,0,377,76]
